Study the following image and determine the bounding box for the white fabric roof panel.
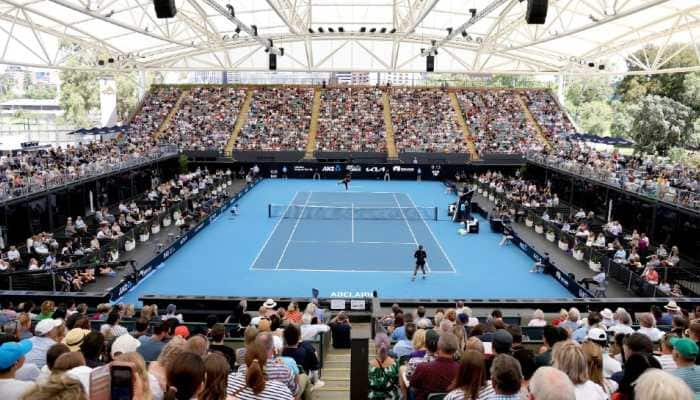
[0,0,696,74]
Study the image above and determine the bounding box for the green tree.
[115,73,138,121]
[630,95,694,156]
[610,100,636,138]
[565,76,613,109]
[575,100,612,135]
[0,73,17,100]
[25,83,57,99]
[59,45,100,126]
[616,44,698,104]
[682,72,700,112]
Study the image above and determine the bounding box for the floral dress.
[368,358,400,399]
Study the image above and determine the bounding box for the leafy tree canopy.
[630,95,694,156]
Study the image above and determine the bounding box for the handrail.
[0,146,179,204]
[526,152,700,212]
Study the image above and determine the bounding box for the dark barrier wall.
[109,178,261,301]
[525,163,700,262]
[0,157,179,246]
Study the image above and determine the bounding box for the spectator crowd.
[316,87,386,152]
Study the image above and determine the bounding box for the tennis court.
[118,179,572,304]
[251,191,455,273]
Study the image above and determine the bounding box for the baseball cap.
[670,337,699,359]
[587,328,608,342]
[35,318,63,336]
[493,329,513,353]
[111,334,141,357]
[0,340,32,369]
[174,325,190,338]
[62,328,91,352]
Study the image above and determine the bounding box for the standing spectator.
[444,350,494,399]
[410,332,460,400]
[368,333,399,399]
[552,341,607,400]
[329,312,352,349]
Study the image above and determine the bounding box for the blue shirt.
[673,366,700,393]
[393,340,414,358]
[391,326,406,341]
[572,326,590,343]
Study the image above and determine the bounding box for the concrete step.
[313,391,349,400]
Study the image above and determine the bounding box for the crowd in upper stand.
[162,87,246,151]
[316,87,386,152]
[524,90,577,141]
[456,90,541,155]
[535,142,700,209]
[235,87,314,152]
[390,88,464,153]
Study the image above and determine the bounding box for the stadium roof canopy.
[1,0,699,75]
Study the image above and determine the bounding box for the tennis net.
[268,204,439,221]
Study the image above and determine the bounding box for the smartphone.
[110,362,136,400]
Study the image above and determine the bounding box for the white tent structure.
[0,0,699,75]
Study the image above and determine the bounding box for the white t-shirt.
[0,378,36,400]
[574,380,607,400]
[603,352,622,378]
[637,327,664,342]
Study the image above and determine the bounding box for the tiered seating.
[524,90,576,140]
[456,89,538,154]
[128,86,182,140]
[390,88,464,153]
[235,87,314,151]
[316,87,386,152]
[161,87,246,151]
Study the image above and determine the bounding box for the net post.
[434,207,438,221]
[268,204,271,218]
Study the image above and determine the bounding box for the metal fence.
[526,152,700,211]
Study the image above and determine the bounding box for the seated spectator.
[19,373,85,400]
[400,329,439,398]
[634,368,694,400]
[26,319,64,369]
[317,87,386,152]
[393,323,416,359]
[0,340,36,400]
[410,332,460,400]
[636,313,664,342]
[528,367,577,400]
[281,324,320,385]
[613,353,661,400]
[200,353,231,400]
[137,322,167,362]
[208,323,235,370]
[489,354,523,400]
[670,337,700,394]
[164,352,205,400]
[528,309,547,327]
[162,304,183,323]
[368,333,399,399]
[444,349,494,399]
[79,332,105,368]
[226,341,293,399]
[552,341,607,400]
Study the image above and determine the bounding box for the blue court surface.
[119,179,571,304]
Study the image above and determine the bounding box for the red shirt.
[409,356,459,400]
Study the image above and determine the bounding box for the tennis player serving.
[412,245,427,281]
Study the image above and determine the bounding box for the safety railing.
[0,146,179,203]
[526,152,700,212]
[475,180,700,297]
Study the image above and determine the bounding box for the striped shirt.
[444,383,496,399]
[658,354,677,372]
[673,366,700,393]
[235,358,298,395]
[226,372,294,400]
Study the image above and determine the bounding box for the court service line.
[392,193,430,273]
[405,193,457,272]
[290,240,417,245]
[249,191,300,270]
[275,267,456,274]
[351,202,354,243]
[274,192,312,270]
